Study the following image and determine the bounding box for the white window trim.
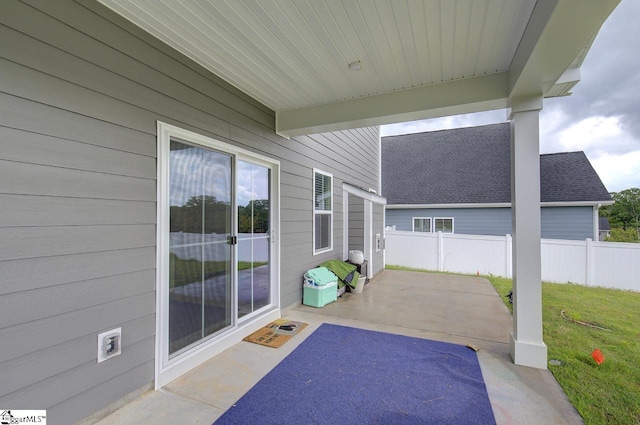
[313,168,333,255]
[412,217,432,233]
[434,217,455,233]
[155,121,281,389]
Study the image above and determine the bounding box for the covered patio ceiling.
[98,0,619,137]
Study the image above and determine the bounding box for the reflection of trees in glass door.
[168,140,232,356]
[157,122,280,387]
[237,161,270,318]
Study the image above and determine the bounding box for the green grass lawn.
[169,253,267,288]
[486,275,640,425]
[387,266,640,424]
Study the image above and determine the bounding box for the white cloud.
[539,107,569,152]
[237,161,270,207]
[539,114,640,191]
[381,110,507,137]
[590,151,640,193]
[552,116,623,152]
[170,148,232,206]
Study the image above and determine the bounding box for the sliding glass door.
[168,140,233,356]
[237,161,271,318]
[157,122,280,386]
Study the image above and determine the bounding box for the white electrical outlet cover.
[97,327,122,363]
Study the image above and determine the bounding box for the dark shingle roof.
[381,122,612,205]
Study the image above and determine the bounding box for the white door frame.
[155,121,281,388]
[342,184,386,278]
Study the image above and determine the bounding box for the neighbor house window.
[313,169,333,254]
[434,217,454,233]
[413,217,432,232]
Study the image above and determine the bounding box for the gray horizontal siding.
[0,225,155,261]
[386,206,595,241]
[0,160,156,200]
[48,361,154,425]
[0,1,380,423]
[0,292,155,365]
[2,338,155,409]
[1,270,154,328]
[0,195,155,227]
[0,126,156,178]
[0,92,156,157]
[348,195,365,252]
[1,315,154,395]
[0,248,155,295]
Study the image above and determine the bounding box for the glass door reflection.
[168,140,232,356]
[237,161,270,318]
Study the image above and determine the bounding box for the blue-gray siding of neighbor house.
[385,206,595,240]
[0,1,381,423]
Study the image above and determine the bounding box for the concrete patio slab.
[90,270,583,425]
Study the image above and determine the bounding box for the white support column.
[593,205,600,241]
[343,189,349,261]
[509,95,548,369]
[382,206,386,269]
[364,199,373,279]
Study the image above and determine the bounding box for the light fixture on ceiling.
[348,60,362,71]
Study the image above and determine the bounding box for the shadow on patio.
[94,269,583,425]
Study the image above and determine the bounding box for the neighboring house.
[382,123,613,241]
[599,217,612,241]
[0,1,619,424]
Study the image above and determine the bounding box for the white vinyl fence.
[385,230,640,291]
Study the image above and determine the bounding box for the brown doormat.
[243,319,308,348]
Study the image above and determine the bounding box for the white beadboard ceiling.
[98,0,620,137]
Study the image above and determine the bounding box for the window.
[413,217,432,232]
[434,217,454,233]
[413,217,454,233]
[313,169,333,254]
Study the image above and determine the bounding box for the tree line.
[600,188,640,242]
[171,195,269,234]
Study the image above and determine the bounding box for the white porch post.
[509,96,547,369]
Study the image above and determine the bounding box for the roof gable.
[540,151,611,202]
[381,123,612,205]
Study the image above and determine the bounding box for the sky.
[170,145,269,207]
[381,0,640,194]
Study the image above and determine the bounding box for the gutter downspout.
[594,203,601,241]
